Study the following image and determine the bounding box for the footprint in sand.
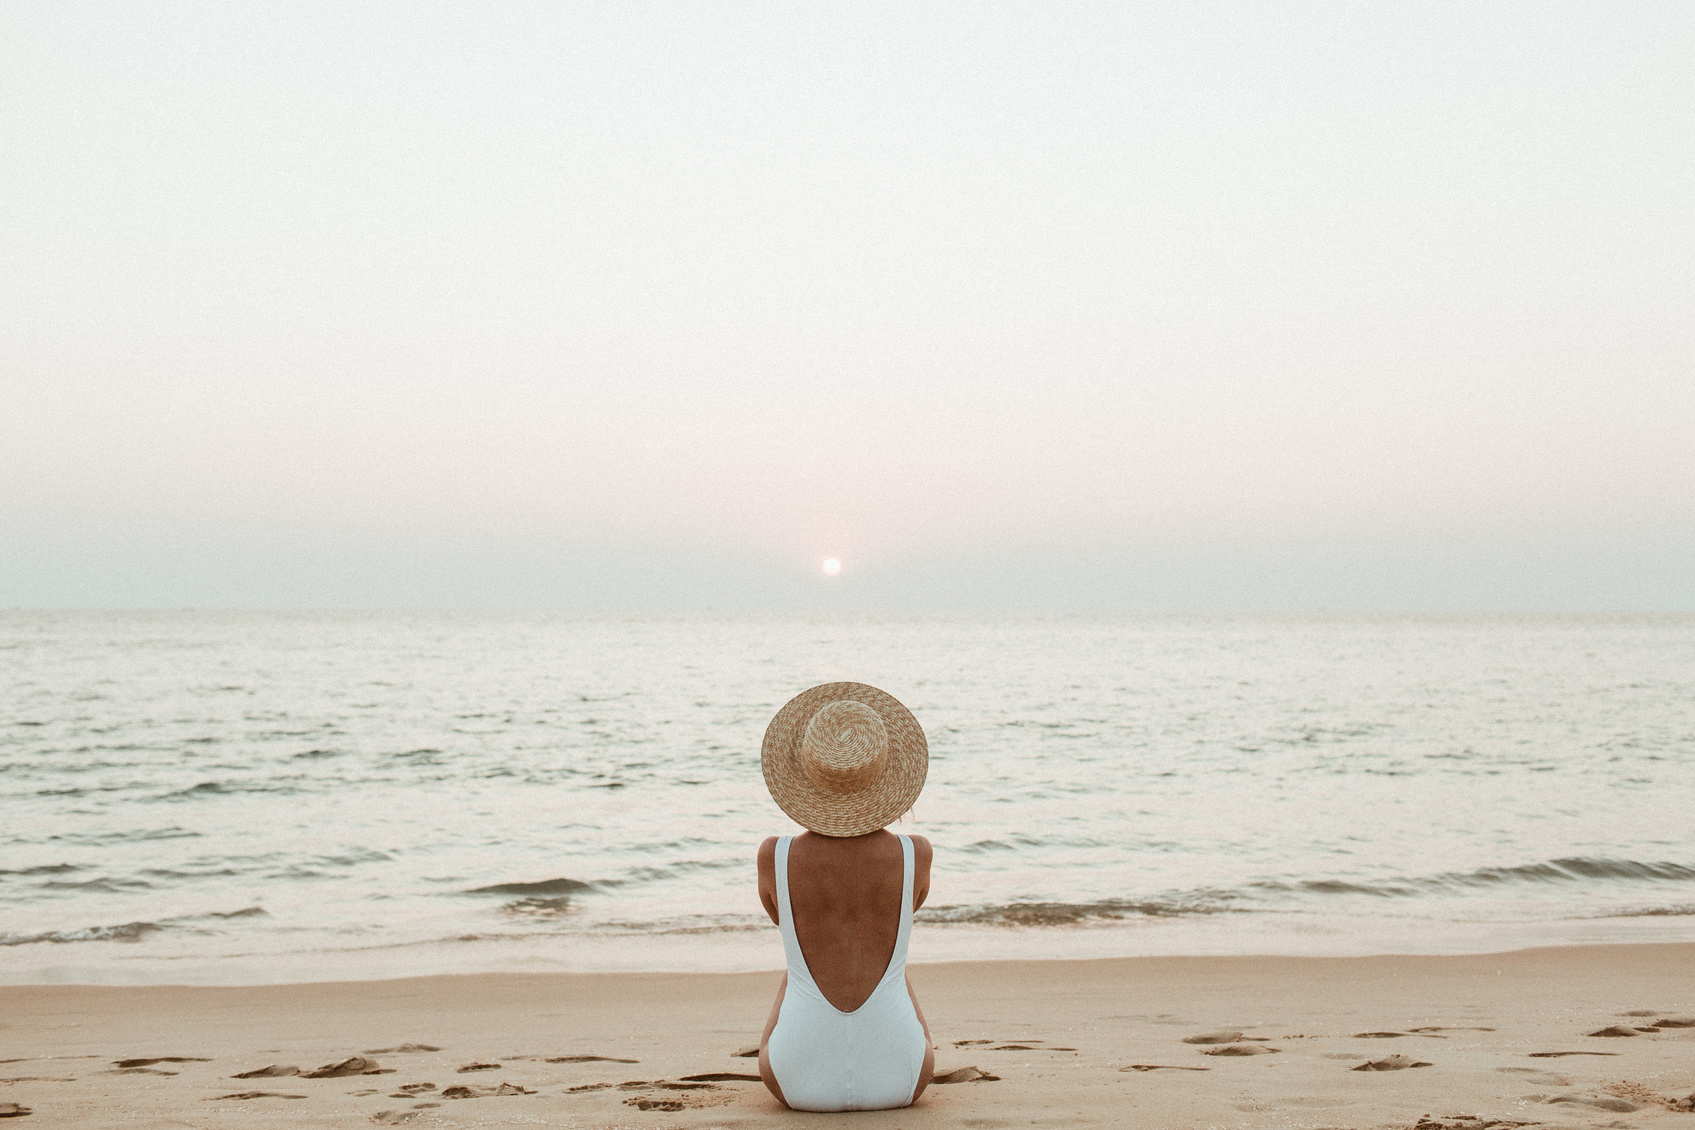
[370,1111,421,1125]
[1655,1016,1695,1028]
[1120,1065,1210,1072]
[394,1083,436,1094]
[1545,1094,1641,1112]
[113,1057,210,1068]
[362,1045,440,1054]
[1528,1050,1620,1058]
[1202,1045,1280,1056]
[619,1084,731,1111]
[1408,1026,1495,1033]
[0,1105,30,1119]
[678,1073,762,1082]
[455,1062,501,1073]
[732,1046,759,1057]
[1352,1055,1432,1071]
[544,1055,639,1063]
[1587,1026,1651,1037]
[562,1080,664,1094]
[1598,1081,1692,1109]
[1182,1030,1267,1045]
[207,1091,307,1101]
[232,1065,299,1078]
[931,1066,1000,1083]
[1498,1067,1571,1087]
[441,1083,535,1099]
[303,1057,393,1078]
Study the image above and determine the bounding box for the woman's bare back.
[757,830,932,1011]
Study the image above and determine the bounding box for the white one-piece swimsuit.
[766,834,927,1112]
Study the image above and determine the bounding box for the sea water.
[2,611,1692,985]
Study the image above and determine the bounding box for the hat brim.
[761,681,928,837]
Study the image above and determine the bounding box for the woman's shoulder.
[900,832,933,866]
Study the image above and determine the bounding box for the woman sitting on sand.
[755,681,936,1112]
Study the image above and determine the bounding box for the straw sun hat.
[761,681,928,837]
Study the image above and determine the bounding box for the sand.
[3,942,1693,1128]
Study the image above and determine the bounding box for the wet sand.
[3,942,1692,1128]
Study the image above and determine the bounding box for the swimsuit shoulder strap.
[773,835,815,989]
[893,834,915,960]
[775,835,795,929]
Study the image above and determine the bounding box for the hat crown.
[800,700,888,795]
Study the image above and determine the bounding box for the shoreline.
[13,911,1695,989]
[11,929,1695,990]
[5,941,1693,1127]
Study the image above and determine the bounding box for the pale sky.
[3,1,1691,609]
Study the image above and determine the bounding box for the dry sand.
[3,942,1693,1128]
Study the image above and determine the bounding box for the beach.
[5,942,1692,1127]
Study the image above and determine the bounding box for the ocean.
[3,611,1692,985]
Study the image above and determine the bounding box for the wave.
[1,921,169,946]
[196,906,269,919]
[467,877,598,897]
[919,896,1241,927]
[911,857,1695,929]
[1255,857,1695,899]
[388,748,443,761]
[0,904,271,946]
[318,849,393,867]
[48,827,201,845]
[154,780,302,801]
[39,877,153,893]
[1442,858,1695,884]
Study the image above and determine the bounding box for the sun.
[821,558,842,577]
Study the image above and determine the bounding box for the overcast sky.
[3,1,1691,610]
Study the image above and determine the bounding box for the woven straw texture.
[761,681,928,837]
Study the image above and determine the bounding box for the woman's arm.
[910,834,932,910]
[756,836,780,924]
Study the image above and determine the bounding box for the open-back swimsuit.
[766,834,927,1112]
